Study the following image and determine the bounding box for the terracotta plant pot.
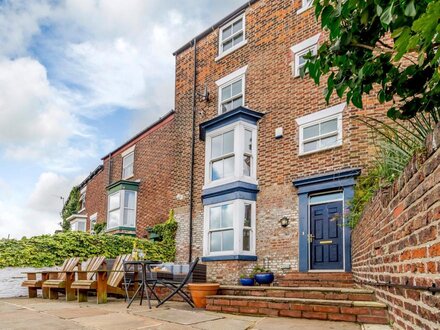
[188,283,220,308]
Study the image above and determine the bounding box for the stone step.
[278,272,355,287]
[282,272,354,280]
[218,285,376,301]
[206,295,389,324]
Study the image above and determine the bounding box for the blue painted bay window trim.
[293,168,361,273]
[202,255,258,262]
[199,106,265,141]
[202,181,259,205]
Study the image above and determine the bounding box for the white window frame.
[71,219,87,232]
[296,103,346,155]
[291,34,320,77]
[106,190,137,230]
[297,0,313,15]
[216,13,247,60]
[216,66,248,115]
[203,199,256,257]
[204,121,257,190]
[122,152,134,179]
[89,213,97,233]
[79,186,86,212]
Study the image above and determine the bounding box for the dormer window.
[216,14,247,60]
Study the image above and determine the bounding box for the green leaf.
[380,3,394,26]
[352,91,363,108]
[376,4,383,16]
[404,1,416,17]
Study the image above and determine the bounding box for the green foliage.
[348,115,433,227]
[251,265,272,275]
[240,273,254,279]
[60,186,80,231]
[306,0,440,122]
[0,221,177,268]
[93,222,106,235]
[150,209,178,242]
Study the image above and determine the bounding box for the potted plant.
[252,266,274,285]
[187,283,220,308]
[239,274,255,286]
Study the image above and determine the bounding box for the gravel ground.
[0,267,56,298]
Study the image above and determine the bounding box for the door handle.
[307,234,314,243]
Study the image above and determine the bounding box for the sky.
[0,0,247,239]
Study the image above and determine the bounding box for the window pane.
[298,54,307,66]
[78,222,86,232]
[231,79,242,96]
[223,156,235,178]
[211,135,222,158]
[124,191,135,209]
[243,154,251,176]
[243,229,250,251]
[303,140,318,153]
[233,33,243,45]
[223,39,233,51]
[108,210,120,228]
[232,97,243,109]
[223,131,234,154]
[303,124,319,140]
[321,118,338,135]
[123,153,134,166]
[221,101,233,113]
[244,204,251,227]
[210,206,221,229]
[222,25,232,40]
[211,159,223,181]
[123,209,135,226]
[233,19,243,33]
[321,135,338,148]
[310,192,343,204]
[244,129,252,153]
[222,230,234,251]
[221,85,232,101]
[109,193,120,211]
[221,204,234,228]
[210,232,221,252]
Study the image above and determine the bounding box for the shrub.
[0,215,177,268]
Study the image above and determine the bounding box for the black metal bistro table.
[124,260,162,309]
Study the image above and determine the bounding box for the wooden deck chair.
[71,254,132,304]
[43,256,106,301]
[22,257,80,299]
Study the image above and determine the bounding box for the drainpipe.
[108,153,112,185]
[188,38,197,263]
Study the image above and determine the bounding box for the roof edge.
[101,110,175,160]
[173,0,259,56]
[78,165,104,189]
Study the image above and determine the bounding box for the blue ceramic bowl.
[239,278,255,286]
[254,273,274,285]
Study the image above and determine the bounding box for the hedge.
[0,214,177,268]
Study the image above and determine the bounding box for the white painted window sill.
[297,5,313,15]
[298,143,343,156]
[215,40,248,62]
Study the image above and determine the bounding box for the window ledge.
[106,226,136,235]
[299,143,343,157]
[297,5,313,15]
[202,255,257,262]
[122,175,134,180]
[215,40,248,62]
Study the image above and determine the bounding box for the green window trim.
[107,180,140,194]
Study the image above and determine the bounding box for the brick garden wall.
[351,124,440,330]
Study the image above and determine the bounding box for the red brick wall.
[173,0,387,278]
[101,114,178,237]
[83,169,106,230]
[351,124,440,330]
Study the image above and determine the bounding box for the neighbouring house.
[170,0,389,283]
[69,111,177,237]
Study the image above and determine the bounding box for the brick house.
[69,111,177,237]
[170,0,388,283]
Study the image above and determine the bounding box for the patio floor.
[0,297,387,330]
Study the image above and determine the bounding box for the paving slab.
[46,307,112,319]
[193,317,255,330]
[135,308,223,325]
[0,301,26,312]
[253,317,361,330]
[362,325,392,330]
[73,312,162,329]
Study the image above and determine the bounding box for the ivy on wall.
[0,215,177,268]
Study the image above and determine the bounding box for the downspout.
[108,153,112,185]
[188,38,197,262]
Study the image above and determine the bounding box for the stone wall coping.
[219,285,374,294]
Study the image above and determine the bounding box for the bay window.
[107,190,137,229]
[204,121,257,189]
[204,200,256,257]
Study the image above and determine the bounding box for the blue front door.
[310,201,344,270]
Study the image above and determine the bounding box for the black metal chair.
[122,262,142,302]
[156,257,199,308]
